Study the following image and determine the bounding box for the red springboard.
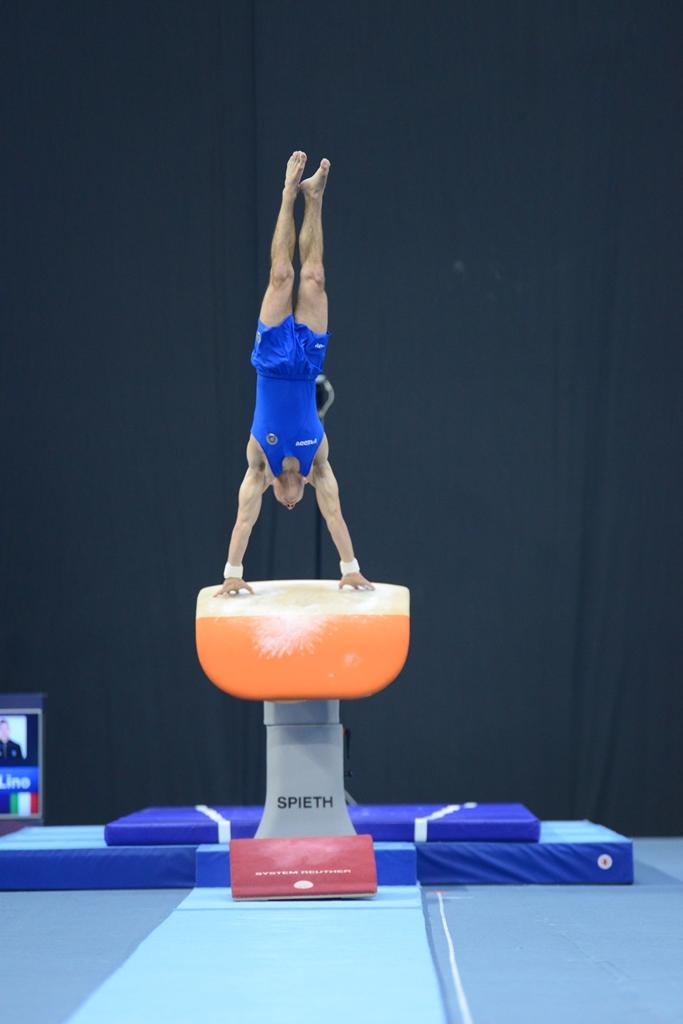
[230,833,377,900]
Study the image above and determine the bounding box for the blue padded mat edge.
[195,841,417,887]
[418,820,634,884]
[0,820,633,889]
[0,828,415,889]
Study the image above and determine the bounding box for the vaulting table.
[195,580,410,843]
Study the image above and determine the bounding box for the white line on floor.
[436,891,474,1024]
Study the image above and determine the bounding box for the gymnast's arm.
[213,456,266,597]
[310,454,374,591]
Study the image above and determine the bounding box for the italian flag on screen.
[9,792,39,815]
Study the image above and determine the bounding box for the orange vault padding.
[195,580,410,701]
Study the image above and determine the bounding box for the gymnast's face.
[273,473,306,510]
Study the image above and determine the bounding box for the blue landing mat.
[0,827,196,890]
[0,827,414,890]
[418,820,634,884]
[104,801,540,844]
[0,820,633,889]
[67,886,446,1024]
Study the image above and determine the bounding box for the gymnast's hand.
[214,578,254,597]
[339,573,375,591]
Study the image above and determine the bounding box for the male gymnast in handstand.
[215,151,373,597]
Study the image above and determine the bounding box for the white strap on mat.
[413,802,478,842]
[195,804,231,844]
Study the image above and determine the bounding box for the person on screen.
[214,151,372,597]
[0,720,23,763]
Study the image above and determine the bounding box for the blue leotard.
[250,315,331,477]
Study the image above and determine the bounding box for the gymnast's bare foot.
[300,158,330,200]
[284,151,307,195]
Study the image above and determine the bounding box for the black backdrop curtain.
[2,1,681,835]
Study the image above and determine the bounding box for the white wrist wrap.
[340,558,360,577]
[224,561,243,579]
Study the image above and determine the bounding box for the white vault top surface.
[196,579,409,619]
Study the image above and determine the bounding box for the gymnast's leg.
[258,151,307,326]
[294,158,330,334]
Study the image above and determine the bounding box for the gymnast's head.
[273,470,306,510]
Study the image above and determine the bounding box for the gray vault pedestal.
[255,699,355,838]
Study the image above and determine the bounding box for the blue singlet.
[250,315,331,477]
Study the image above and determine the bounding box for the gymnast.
[215,151,373,597]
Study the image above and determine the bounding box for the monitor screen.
[0,694,45,819]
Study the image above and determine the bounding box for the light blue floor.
[0,838,680,1024]
[425,837,683,1024]
[68,886,445,1024]
[0,888,187,1024]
